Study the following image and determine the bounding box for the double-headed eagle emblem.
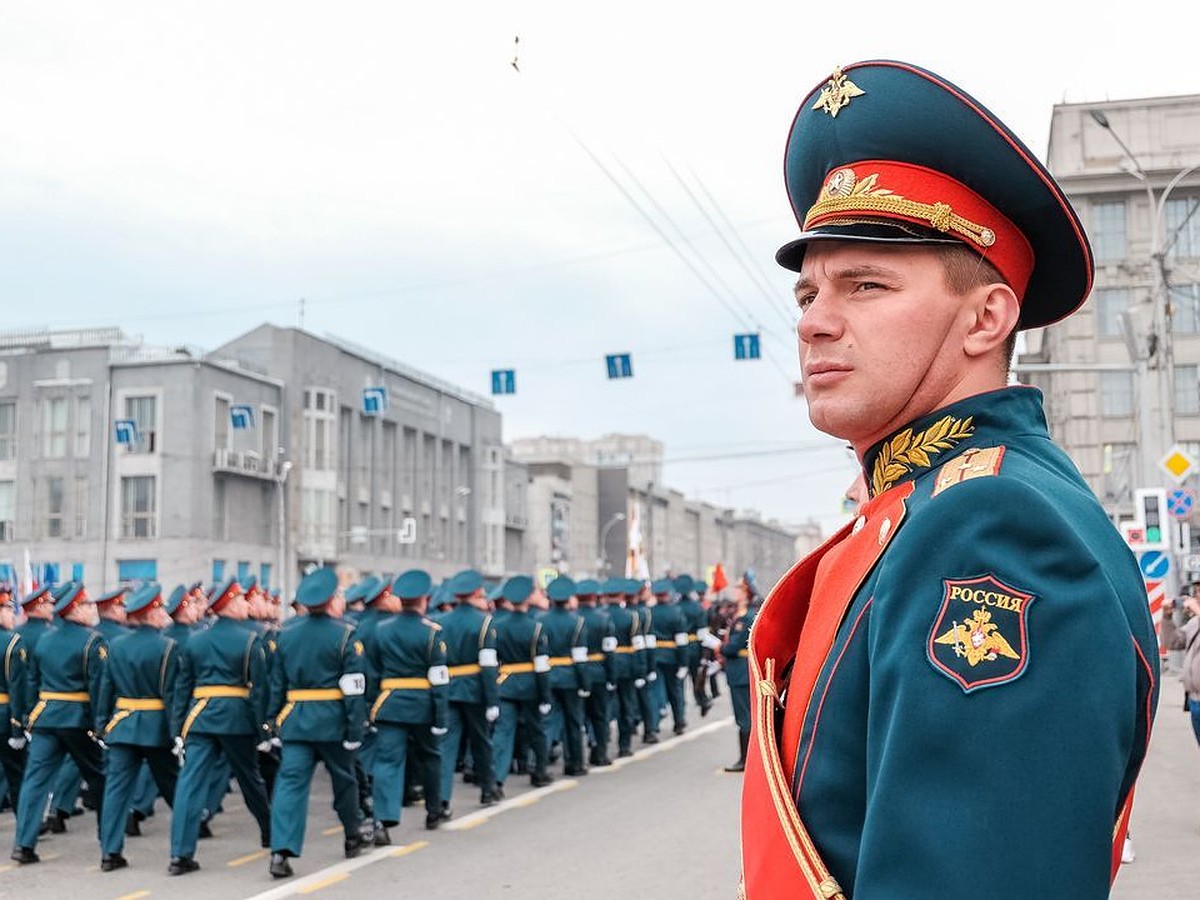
[934,609,1019,667]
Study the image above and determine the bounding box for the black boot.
[372,822,391,846]
[268,853,292,878]
[11,847,39,865]
[724,731,749,773]
[126,810,144,837]
[344,832,369,858]
[168,856,200,876]
[101,852,129,872]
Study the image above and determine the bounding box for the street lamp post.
[598,512,626,577]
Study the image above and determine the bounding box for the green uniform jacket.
[0,627,29,737]
[268,614,365,744]
[651,602,688,668]
[173,616,269,739]
[96,626,180,746]
[438,605,499,707]
[677,597,705,664]
[27,620,106,731]
[368,612,448,728]
[606,604,641,681]
[494,610,550,704]
[721,604,757,688]
[577,604,616,688]
[540,607,588,692]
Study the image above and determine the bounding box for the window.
[74,396,91,458]
[1173,283,1200,335]
[0,480,13,542]
[260,563,272,592]
[45,476,64,538]
[1093,288,1129,338]
[1165,196,1200,259]
[120,475,157,538]
[0,402,13,460]
[43,397,68,458]
[74,476,88,538]
[125,395,158,454]
[212,559,226,582]
[1176,365,1200,416]
[303,389,336,470]
[117,559,157,582]
[1099,371,1134,417]
[1091,201,1127,262]
[237,560,251,584]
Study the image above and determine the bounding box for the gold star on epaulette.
[98,645,107,660]
[813,68,865,118]
[353,640,364,656]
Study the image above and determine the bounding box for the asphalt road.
[0,703,743,900]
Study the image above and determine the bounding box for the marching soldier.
[574,579,616,767]
[490,576,552,797]
[354,574,401,816]
[628,580,659,745]
[169,577,272,876]
[437,569,501,811]
[721,579,757,773]
[0,589,28,811]
[675,575,715,716]
[266,567,367,879]
[541,577,590,776]
[602,579,641,758]
[11,582,107,864]
[95,582,180,871]
[367,569,449,842]
[650,579,690,736]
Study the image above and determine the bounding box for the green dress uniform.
[575,580,617,766]
[12,584,106,861]
[95,583,180,867]
[602,579,642,757]
[437,570,500,807]
[628,582,661,743]
[267,568,367,875]
[169,579,272,872]
[650,580,689,735]
[490,576,552,792]
[0,616,29,809]
[367,570,448,835]
[721,598,757,771]
[541,577,589,775]
[675,575,713,715]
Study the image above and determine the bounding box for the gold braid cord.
[871,415,975,495]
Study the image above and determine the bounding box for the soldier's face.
[796,242,971,454]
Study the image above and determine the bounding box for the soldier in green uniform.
[169,577,272,876]
[627,579,660,745]
[11,583,107,864]
[267,567,367,879]
[437,569,500,811]
[675,575,714,717]
[649,579,690,736]
[354,574,400,818]
[601,579,641,758]
[367,569,449,842]
[0,589,29,811]
[13,587,54,821]
[574,579,616,767]
[541,577,590,775]
[720,578,757,773]
[95,582,181,871]
[490,576,552,797]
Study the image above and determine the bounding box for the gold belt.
[380,677,430,690]
[586,653,605,662]
[548,656,574,667]
[40,691,90,702]
[614,647,637,655]
[286,688,344,701]
[738,649,749,658]
[448,664,481,677]
[499,662,534,674]
[0,693,9,704]
[193,685,251,699]
[116,697,165,711]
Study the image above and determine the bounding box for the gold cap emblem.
[812,68,865,118]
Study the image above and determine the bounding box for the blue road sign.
[362,386,388,415]
[491,369,516,395]
[1139,550,1170,580]
[114,419,140,445]
[734,333,761,360]
[230,404,255,430]
[605,353,633,379]
[1166,487,1195,519]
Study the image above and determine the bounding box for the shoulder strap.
[159,637,178,696]
[478,614,493,650]
[530,622,542,659]
[241,632,258,685]
[3,632,20,682]
[83,633,101,679]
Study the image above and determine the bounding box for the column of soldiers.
[0,566,746,881]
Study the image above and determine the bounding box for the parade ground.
[0,677,1193,899]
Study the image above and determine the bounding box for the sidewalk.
[1111,669,1199,899]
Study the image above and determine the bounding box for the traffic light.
[1135,488,1168,547]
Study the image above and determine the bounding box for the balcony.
[213,448,283,481]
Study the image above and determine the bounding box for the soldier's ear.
[962,283,1020,361]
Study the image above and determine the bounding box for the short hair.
[936,245,1018,370]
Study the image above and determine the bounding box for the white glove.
[705,659,721,676]
[605,682,616,692]
[342,740,362,751]
[270,736,282,748]
[7,734,26,751]
[676,667,688,681]
[430,726,448,737]
[646,671,658,683]
[577,688,591,698]
[368,724,378,734]
[634,678,646,689]
[94,735,108,750]
[172,736,185,759]
[537,702,552,716]
[485,705,500,723]
[256,740,272,753]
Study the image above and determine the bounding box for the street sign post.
[1166,487,1196,519]
[1160,445,1198,484]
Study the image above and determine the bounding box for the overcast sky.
[2,2,1195,537]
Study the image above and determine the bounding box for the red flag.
[711,563,728,593]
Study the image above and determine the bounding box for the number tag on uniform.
[338,673,366,696]
[632,635,646,651]
[645,634,658,649]
[571,646,588,663]
[427,665,450,686]
[674,632,689,646]
[601,637,618,653]
[533,655,551,673]
[478,648,498,667]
